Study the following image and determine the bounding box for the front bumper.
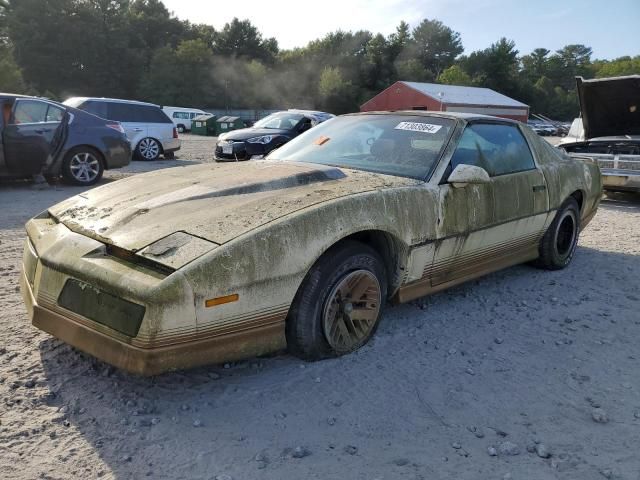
[601,169,640,192]
[20,220,287,376]
[215,140,250,161]
[21,269,285,376]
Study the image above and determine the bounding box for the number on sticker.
[395,122,442,134]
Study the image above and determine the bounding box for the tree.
[411,19,463,79]
[213,18,278,64]
[139,39,213,106]
[318,66,355,113]
[0,47,24,91]
[521,48,550,82]
[461,38,520,96]
[438,65,472,86]
[361,33,393,94]
[387,20,410,61]
[594,56,640,78]
[551,44,593,88]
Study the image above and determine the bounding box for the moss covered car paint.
[21,112,601,375]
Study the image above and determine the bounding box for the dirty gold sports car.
[21,112,602,375]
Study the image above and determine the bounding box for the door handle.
[533,185,547,192]
[133,128,144,132]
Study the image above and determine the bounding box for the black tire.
[534,197,580,270]
[136,137,161,161]
[177,125,186,133]
[286,240,387,360]
[61,147,104,186]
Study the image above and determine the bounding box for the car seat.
[370,138,396,160]
[2,103,11,125]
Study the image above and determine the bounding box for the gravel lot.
[1,134,639,479]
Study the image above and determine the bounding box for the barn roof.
[401,81,528,108]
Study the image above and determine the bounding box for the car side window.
[12,100,49,124]
[139,106,172,123]
[45,104,64,123]
[450,123,536,177]
[80,100,108,119]
[107,103,138,122]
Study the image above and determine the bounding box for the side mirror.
[447,164,491,188]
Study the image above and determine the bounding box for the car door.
[145,106,171,144]
[3,98,67,175]
[429,121,548,287]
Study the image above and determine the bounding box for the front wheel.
[286,241,387,360]
[136,138,161,161]
[61,148,104,186]
[534,197,580,270]
[177,125,185,133]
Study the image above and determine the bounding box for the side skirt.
[394,244,539,304]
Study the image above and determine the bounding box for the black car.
[214,110,334,161]
[0,94,131,186]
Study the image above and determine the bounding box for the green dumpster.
[191,114,217,136]
[215,116,244,135]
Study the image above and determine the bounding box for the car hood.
[220,127,291,141]
[49,161,418,265]
[576,75,640,139]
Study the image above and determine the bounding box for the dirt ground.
[1,134,639,480]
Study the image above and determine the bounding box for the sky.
[162,0,639,59]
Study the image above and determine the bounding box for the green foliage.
[318,66,355,114]
[438,65,472,86]
[411,19,463,79]
[593,56,640,77]
[1,1,633,120]
[212,17,278,64]
[0,46,24,91]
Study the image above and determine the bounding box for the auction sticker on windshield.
[395,122,442,134]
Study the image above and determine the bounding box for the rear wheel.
[61,148,104,186]
[136,137,161,161]
[534,197,580,270]
[177,125,185,133]
[286,241,387,360]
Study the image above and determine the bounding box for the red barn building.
[361,81,529,122]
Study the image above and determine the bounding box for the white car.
[162,106,206,133]
[64,97,181,160]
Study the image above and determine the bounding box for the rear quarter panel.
[523,127,601,220]
[60,112,131,170]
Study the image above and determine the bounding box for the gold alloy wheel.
[322,269,382,353]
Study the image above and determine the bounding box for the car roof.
[65,97,160,108]
[346,110,520,124]
[0,93,30,99]
[0,93,58,102]
[162,106,205,111]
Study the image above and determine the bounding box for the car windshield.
[268,114,455,180]
[254,112,304,130]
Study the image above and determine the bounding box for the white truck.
[559,75,640,193]
[162,106,207,133]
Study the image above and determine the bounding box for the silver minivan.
[63,97,181,160]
